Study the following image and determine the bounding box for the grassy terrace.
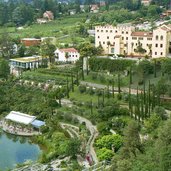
[0,13,93,44]
[21,70,67,84]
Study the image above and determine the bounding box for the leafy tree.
[97,147,114,161]
[17,44,26,57]
[40,39,56,66]
[0,59,10,80]
[137,59,153,83]
[144,113,161,133]
[156,78,167,97]
[66,138,81,159]
[0,32,15,59]
[156,119,171,171]
[161,58,171,79]
[96,134,123,152]
[123,121,143,157]
[154,106,167,120]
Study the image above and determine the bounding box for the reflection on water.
[0,131,41,170]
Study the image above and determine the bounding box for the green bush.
[78,85,86,93]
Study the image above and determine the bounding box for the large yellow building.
[95,24,171,58]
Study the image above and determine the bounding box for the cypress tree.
[154,59,157,78]
[90,99,93,115]
[118,72,121,94]
[76,70,79,86]
[148,80,151,117]
[71,72,74,92]
[140,91,144,121]
[130,66,133,84]
[112,79,115,98]
[66,76,70,98]
[97,95,100,108]
[81,57,84,80]
[136,86,140,122]
[107,84,110,99]
[151,84,156,110]
[86,57,89,75]
[129,84,133,118]
[143,82,146,104]
[102,89,105,106]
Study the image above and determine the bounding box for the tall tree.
[40,39,56,66]
[123,121,143,157]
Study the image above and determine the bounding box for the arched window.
[156,35,159,40]
[160,36,163,40]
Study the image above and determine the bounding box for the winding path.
[72,114,99,164]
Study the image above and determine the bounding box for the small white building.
[54,48,80,63]
[10,56,44,76]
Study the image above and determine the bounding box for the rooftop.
[5,111,36,125]
[10,56,43,63]
[131,31,153,37]
[31,120,45,128]
[21,38,41,41]
[59,48,78,53]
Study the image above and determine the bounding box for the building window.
[72,55,74,57]
[122,37,124,40]
[161,52,163,56]
[111,48,114,53]
[97,30,99,32]
[147,38,152,40]
[139,37,143,40]
[99,41,101,44]
[103,42,105,44]
[98,36,100,38]
[132,37,137,40]
[155,52,157,55]
[126,37,128,40]
[115,30,118,33]
[122,31,124,34]
[76,55,77,57]
[107,36,109,39]
[156,35,158,40]
[101,30,103,32]
[110,30,112,33]
[160,44,163,48]
[106,30,108,32]
[161,36,163,40]
[126,31,128,34]
[155,44,158,47]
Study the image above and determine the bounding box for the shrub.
[79,85,86,93]
[91,73,97,80]
[87,87,95,95]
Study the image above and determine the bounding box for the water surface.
[0,131,41,170]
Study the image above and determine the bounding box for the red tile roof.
[59,48,78,53]
[131,31,153,37]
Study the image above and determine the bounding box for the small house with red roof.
[54,48,80,63]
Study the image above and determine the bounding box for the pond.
[0,131,41,170]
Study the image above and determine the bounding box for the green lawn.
[21,69,67,84]
[0,13,92,44]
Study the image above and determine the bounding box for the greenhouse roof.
[5,111,36,125]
